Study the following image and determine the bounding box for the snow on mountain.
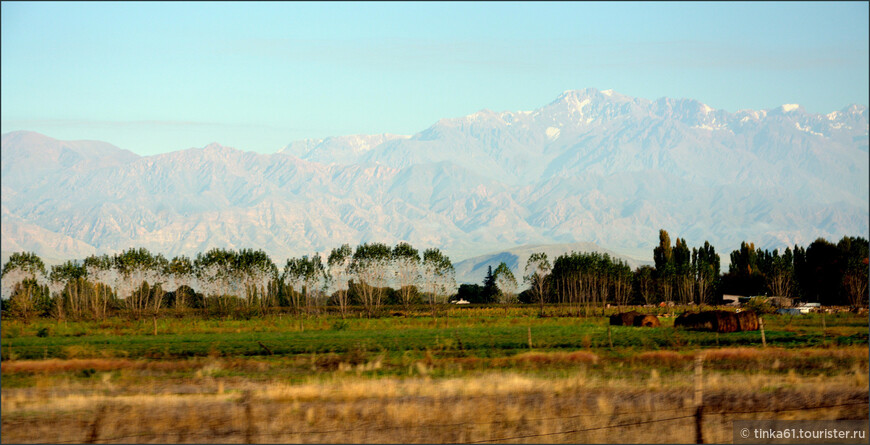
[2,90,868,279]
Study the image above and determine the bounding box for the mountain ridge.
[2,89,867,278]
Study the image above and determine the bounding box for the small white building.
[453,299,470,305]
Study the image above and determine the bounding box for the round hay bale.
[632,314,661,327]
[674,311,738,332]
[736,310,759,331]
[674,312,703,330]
[712,310,740,333]
[609,311,641,326]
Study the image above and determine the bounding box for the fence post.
[694,354,704,444]
[241,390,254,444]
[85,405,106,444]
[607,324,613,349]
[759,317,767,348]
[527,326,533,349]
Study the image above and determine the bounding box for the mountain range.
[2,88,867,282]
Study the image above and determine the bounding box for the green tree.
[421,248,455,319]
[524,252,551,316]
[168,255,195,309]
[633,265,656,305]
[351,242,392,317]
[194,248,240,314]
[803,238,841,305]
[83,254,115,319]
[392,242,421,311]
[327,244,353,318]
[838,236,869,307]
[480,265,499,304]
[493,262,518,305]
[692,241,719,305]
[237,248,278,311]
[282,255,325,317]
[653,230,675,303]
[1,252,47,322]
[672,237,693,304]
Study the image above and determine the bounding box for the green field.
[2,306,868,443]
[2,307,867,361]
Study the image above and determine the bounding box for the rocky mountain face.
[2,89,867,282]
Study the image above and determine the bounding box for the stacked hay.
[632,314,661,327]
[675,310,740,333]
[609,311,641,326]
[736,310,759,331]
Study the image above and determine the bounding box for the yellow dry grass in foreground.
[3,349,868,444]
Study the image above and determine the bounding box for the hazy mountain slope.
[2,89,867,278]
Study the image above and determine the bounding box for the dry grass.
[2,363,868,444]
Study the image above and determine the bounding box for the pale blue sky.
[2,1,868,155]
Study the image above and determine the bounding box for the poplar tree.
[327,244,353,318]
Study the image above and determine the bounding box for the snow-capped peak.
[781,104,800,113]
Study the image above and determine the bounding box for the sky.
[2,1,868,156]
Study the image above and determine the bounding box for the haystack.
[632,314,661,327]
[675,310,740,333]
[736,310,759,331]
[609,311,641,326]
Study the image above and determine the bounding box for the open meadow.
[1,305,868,443]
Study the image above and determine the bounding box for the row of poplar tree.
[2,232,867,321]
[508,230,868,311]
[0,243,455,321]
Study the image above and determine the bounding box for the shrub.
[743,296,776,314]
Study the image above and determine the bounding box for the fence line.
[21,400,867,445]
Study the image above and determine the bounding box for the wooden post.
[85,405,106,444]
[241,391,254,444]
[527,326,533,349]
[759,317,767,348]
[694,355,704,444]
[152,316,157,336]
[822,311,827,345]
[607,324,613,349]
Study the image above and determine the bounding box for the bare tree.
[237,249,277,312]
[392,242,421,311]
[282,257,307,316]
[351,243,392,317]
[83,254,114,320]
[327,244,353,318]
[168,255,195,309]
[302,254,326,316]
[193,248,239,315]
[421,248,455,320]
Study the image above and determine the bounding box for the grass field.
[2,306,868,443]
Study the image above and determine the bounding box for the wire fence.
[18,399,867,444]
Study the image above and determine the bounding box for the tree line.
[0,243,455,322]
[452,230,868,312]
[2,232,867,321]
